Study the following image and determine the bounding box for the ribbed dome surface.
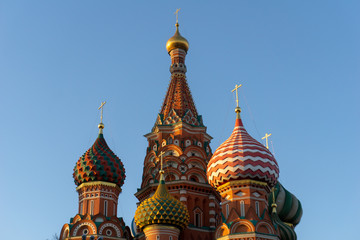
[73,133,126,187]
[207,116,279,188]
[134,174,189,230]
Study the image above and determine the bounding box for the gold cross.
[158,151,165,173]
[231,84,242,108]
[98,101,106,123]
[175,8,181,23]
[262,133,272,149]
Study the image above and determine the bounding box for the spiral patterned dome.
[73,133,126,187]
[269,182,303,227]
[134,173,189,230]
[207,111,279,188]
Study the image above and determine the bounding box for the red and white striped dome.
[207,113,279,188]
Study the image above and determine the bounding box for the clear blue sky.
[0,1,359,239]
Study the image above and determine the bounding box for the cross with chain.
[98,101,106,124]
[262,133,272,149]
[231,84,242,108]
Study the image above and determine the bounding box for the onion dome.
[166,23,189,53]
[207,107,279,188]
[271,206,297,240]
[269,183,299,240]
[269,182,303,227]
[134,172,189,230]
[73,125,126,188]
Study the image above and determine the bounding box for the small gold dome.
[166,23,189,53]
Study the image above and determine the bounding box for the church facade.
[59,19,302,240]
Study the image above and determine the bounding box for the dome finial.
[231,84,242,119]
[166,9,189,53]
[98,101,106,134]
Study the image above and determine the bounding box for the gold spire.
[98,101,106,134]
[166,9,189,53]
[231,84,242,119]
[262,133,272,149]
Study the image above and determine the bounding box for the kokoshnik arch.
[59,13,303,240]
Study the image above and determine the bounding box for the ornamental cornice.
[145,122,212,140]
[217,180,269,192]
[216,232,279,240]
[135,180,217,199]
[76,181,121,192]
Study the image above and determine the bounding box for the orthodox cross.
[175,8,181,23]
[158,151,165,173]
[98,101,106,123]
[262,133,272,149]
[231,84,242,108]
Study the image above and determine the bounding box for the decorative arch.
[165,173,179,181]
[98,222,123,237]
[187,169,206,183]
[71,214,82,224]
[215,224,230,239]
[193,207,203,227]
[255,221,275,235]
[185,157,207,170]
[71,220,97,236]
[230,219,255,234]
[145,151,157,164]
[161,144,183,157]
[60,224,70,240]
[144,162,156,175]
[183,146,207,159]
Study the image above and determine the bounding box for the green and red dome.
[73,133,126,187]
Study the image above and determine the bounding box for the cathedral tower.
[60,106,132,240]
[207,87,303,240]
[207,102,280,240]
[134,20,221,240]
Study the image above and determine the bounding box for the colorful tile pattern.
[73,133,126,187]
[207,116,279,188]
[134,174,189,231]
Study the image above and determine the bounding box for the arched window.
[104,200,108,217]
[80,202,83,215]
[255,201,260,217]
[226,204,229,218]
[169,237,173,240]
[90,200,94,215]
[195,213,201,227]
[190,176,198,182]
[240,201,245,217]
[156,236,160,240]
[113,203,116,216]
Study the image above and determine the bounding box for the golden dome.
[134,173,189,230]
[166,23,189,53]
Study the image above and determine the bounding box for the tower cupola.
[73,104,126,188]
[134,172,189,231]
[166,23,189,54]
